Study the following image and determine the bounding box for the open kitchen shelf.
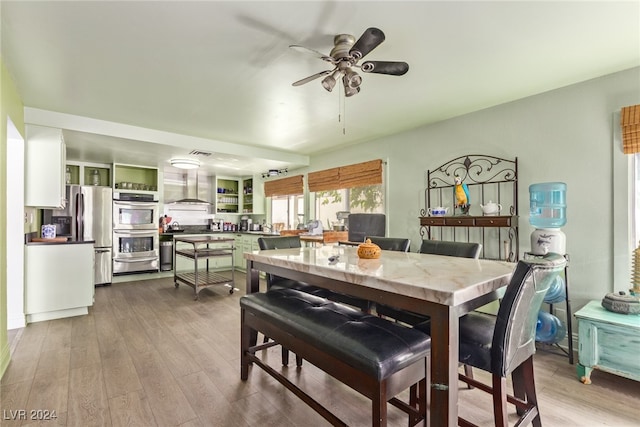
[66,162,111,186]
[419,154,519,261]
[113,163,158,192]
[216,177,240,213]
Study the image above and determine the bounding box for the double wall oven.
[113,192,159,275]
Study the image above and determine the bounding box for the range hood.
[171,170,211,205]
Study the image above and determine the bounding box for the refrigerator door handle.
[75,192,82,240]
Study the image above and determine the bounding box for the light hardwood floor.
[1,274,639,426]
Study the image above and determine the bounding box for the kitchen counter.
[161,229,276,236]
[25,238,95,246]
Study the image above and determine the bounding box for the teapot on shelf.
[480,201,502,216]
[427,206,449,216]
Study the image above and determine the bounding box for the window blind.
[308,159,383,192]
[264,174,304,197]
[621,104,640,154]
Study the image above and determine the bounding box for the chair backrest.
[258,235,302,250]
[257,236,303,288]
[348,213,386,243]
[419,240,481,259]
[492,253,566,377]
[366,236,411,252]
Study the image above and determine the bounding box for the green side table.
[575,300,640,384]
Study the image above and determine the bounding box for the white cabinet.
[25,242,94,323]
[25,125,66,208]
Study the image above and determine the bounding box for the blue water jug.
[535,311,566,344]
[529,182,567,228]
[543,274,566,304]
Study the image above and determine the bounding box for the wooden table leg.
[245,261,260,347]
[429,307,459,426]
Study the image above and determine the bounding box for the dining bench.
[240,287,431,427]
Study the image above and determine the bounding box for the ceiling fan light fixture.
[321,70,342,92]
[170,158,200,169]
[344,84,360,97]
[343,69,362,88]
[321,75,337,92]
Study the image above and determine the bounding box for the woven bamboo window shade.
[264,174,304,197]
[308,159,383,192]
[621,104,640,154]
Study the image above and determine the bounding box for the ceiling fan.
[290,27,409,97]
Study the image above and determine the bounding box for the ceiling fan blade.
[292,69,333,86]
[289,45,335,63]
[360,61,409,76]
[349,27,385,60]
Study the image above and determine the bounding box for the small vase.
[357,239,381,259]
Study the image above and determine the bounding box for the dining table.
[244,244,515,426]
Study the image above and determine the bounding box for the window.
[314,185,385,229]
[271,194,304,230]
[634,153,640,246]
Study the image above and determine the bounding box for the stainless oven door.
[113,229,159,275]
[113,200,158,230]
[113,229,159,259]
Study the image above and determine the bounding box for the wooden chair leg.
[512,364,526,416]
[492,375,509,427]
[281,346,290,366]
[520,357,542,427]
[463,364,474,389]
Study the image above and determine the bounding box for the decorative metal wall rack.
[419,154,519,261]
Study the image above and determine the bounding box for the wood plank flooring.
[2,274,639,426]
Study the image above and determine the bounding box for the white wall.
[306,67,640,310]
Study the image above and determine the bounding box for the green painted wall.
[0,58,25,378]
[306,67,640,313]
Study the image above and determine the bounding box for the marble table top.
[245,245,515,307]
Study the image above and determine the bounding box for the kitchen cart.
[173,236,235,300]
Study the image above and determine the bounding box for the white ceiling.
[2,1,639,176]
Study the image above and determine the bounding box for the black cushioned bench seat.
[240,288,431,426]
[241,288,430,380]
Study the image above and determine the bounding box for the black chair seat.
[415,311,495,373]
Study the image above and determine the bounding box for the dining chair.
[366,236,411,252]
[376,240,482,325]
[347,213,386,243]
[376,239,482,384]
[257,236,310,292]
[257,235,317,366]
[419,239,482,259]
[326,236,411,312]
[446,253,567,427]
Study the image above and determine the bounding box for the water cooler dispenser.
[529,182,570,346]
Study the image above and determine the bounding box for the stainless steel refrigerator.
[53,185,113,285]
